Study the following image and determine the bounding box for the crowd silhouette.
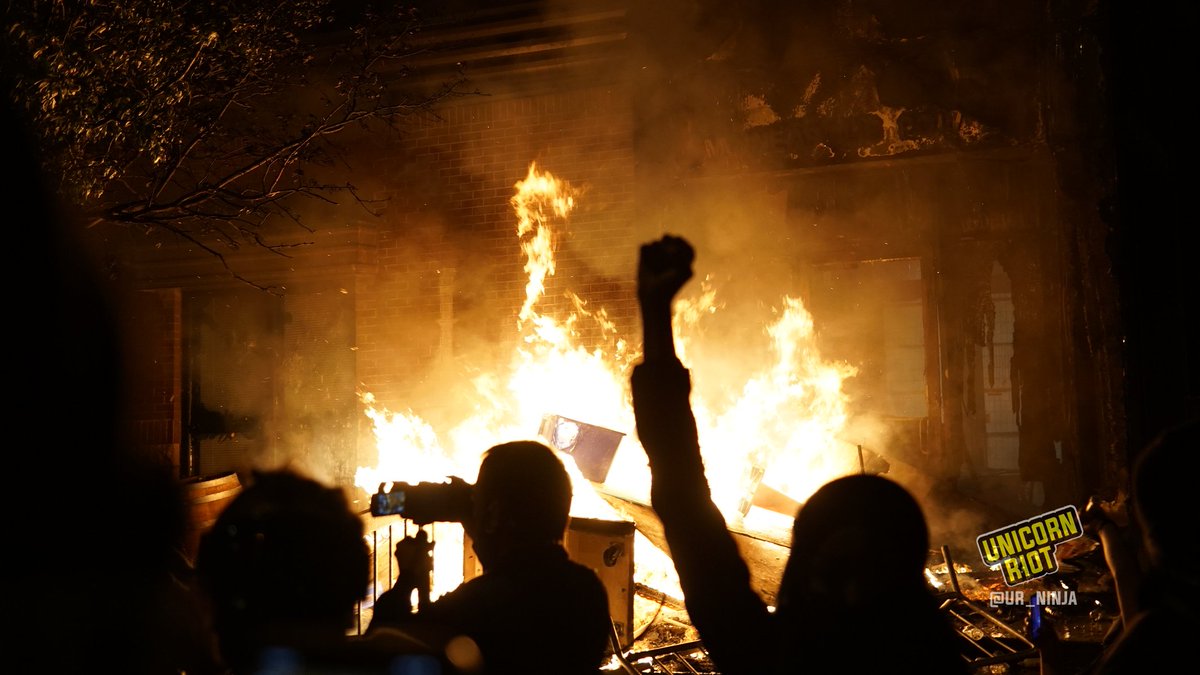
[5,86,221,675]
[195,467,470,674]
[4,109,1189,675]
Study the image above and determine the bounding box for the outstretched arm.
[637,234,692,364]
[1082,497,1142,626]
[632,235,700,475]
[631,236,774,675]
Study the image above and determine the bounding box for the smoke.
[191,0,1042,534]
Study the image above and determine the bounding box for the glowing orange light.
[355,162,859,600]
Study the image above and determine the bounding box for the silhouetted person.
[630,235,967,675]
[1086,417,1200,674]
[1080,494,1139,628]
[195,468,453,674]
[368,441,612,675]
[4,90,220,674]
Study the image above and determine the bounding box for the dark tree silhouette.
[3,0,472,288]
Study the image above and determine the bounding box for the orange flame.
[513,161,576,324]
[697,297,859,521]
[356,162,859,601]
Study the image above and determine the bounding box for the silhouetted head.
[467,440,573,567]
[1133,417,1199,574]
[6,89,190,674]
[778,474,930,611]
[196,469,369,671]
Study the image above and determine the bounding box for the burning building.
[62,0,1194,671]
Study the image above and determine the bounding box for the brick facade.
[112,80,641,490]
[351,84,640,476]
[103,0,1156,515]
[120,288,183,475]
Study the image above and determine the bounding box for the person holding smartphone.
[367,441,611,675]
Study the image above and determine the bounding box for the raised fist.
[638,235,695,308]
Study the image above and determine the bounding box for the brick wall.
[120,287,183,474]
[354,83,640,427]
[111,82,644,490]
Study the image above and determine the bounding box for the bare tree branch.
[3,0,478,288]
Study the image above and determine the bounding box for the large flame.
[514,161,576,324]
[698,297,860,518]
[354,162,858,601]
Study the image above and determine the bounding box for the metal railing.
[355,511,420,635]
[357,519,1023,675]
[936,546,1040,672]
[607,637,717,674]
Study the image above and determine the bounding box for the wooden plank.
[596,489,790,608]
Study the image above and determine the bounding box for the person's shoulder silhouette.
[369,441,611,675]
[1093,417,1200,674]
[630,235,967,675]
[4,90,208,674]
[195,468,370,673]
[779,474,966,674]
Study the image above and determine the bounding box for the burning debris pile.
[922,536,1116,674]
[353,162,866,600]
[615,534,1115,674]
[355,496,1119,674]
[349,163,1121,673]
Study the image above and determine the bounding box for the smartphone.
[369,480,473,523]
[370,488,406,517]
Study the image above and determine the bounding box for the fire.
[514,161,576,325]
[355,392,461,488]
[355,161,859,603]
[698,296,860,520]
[440,163,636,470]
